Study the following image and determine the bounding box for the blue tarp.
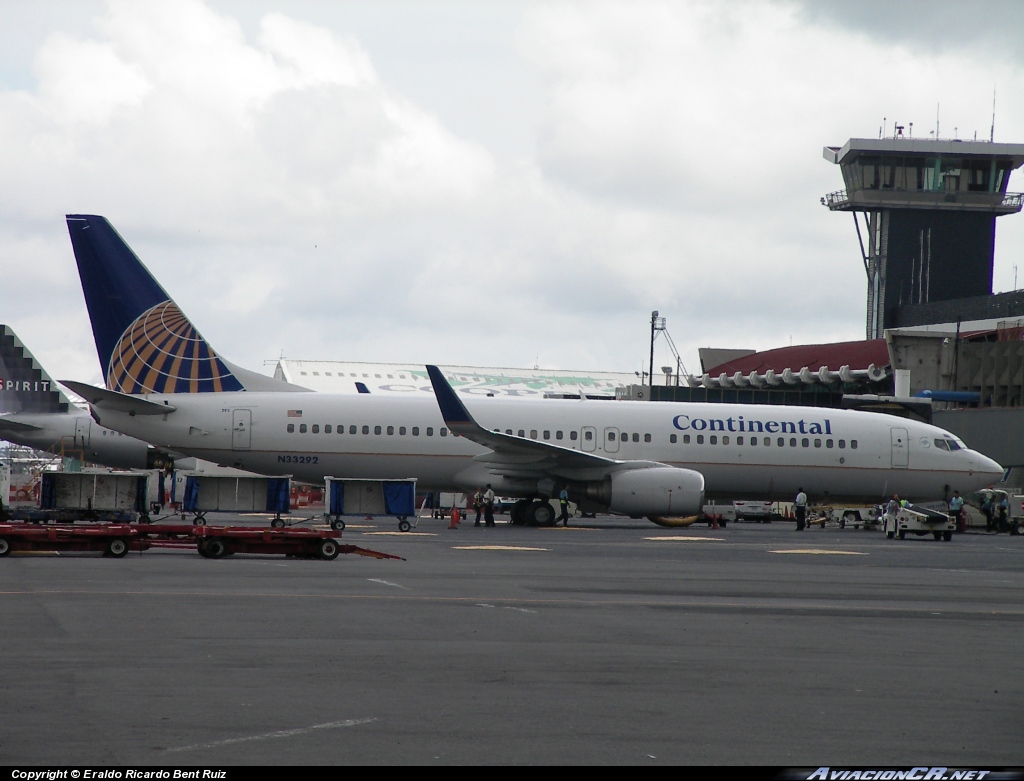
[40,473,57,509]
[182,475,201,512]
[135,476,148,512]
[329,480,345,515]
[383,481,416,516]
[266,478,290,513]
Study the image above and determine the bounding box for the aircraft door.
[891,427,909,468]
[604,427,620,453]
[74,417,90,448]
[232,409,252,450]
[581,426,596,452]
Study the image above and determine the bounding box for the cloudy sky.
[2,0,1024,387]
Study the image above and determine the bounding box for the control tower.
[822,134,1024,338]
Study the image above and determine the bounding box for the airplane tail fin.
[0,325,73,414]
[66,215,308,395]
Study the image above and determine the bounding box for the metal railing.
[821,190,1024,211]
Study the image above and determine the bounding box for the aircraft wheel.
[331,519,346,532]
[398,519,412,533]
[530,501,555,527]
[205,539,228,559]
[271,518,286,529]
[510,500,530,525]
[318,539,340,560]
[0,537,10,557]
[106,538,129,558]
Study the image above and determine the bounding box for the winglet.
[426,365,475,428]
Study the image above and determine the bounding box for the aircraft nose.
[972,451,1004,481]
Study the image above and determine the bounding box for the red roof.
[705,339,889,376]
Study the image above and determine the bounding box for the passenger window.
[530,430,538,439]
[750,437,757,446]
[778,438,784,447]
[399,426,406,435]
[387,426,394,435]
[584,431,592,441]
[570,431,578,441]
[427,427,434,436]
[505,429,512,435]
[838,440,846,449]
[814,439,821,448]
[710,436,717,445]
[374,426,382,435]
[790,438,797,447]
[620,433,628,442]
[826,439,833,448]
[851,440,858,449]
[670,434,677,443]
[722,436,729,445]
[287,424,295,433]
[632,433,639,443]
[362,425,369,435]
[324,425,332,434]
[802,438,809,447]
[683,434,691,444]
[608,432,615,441]
[440,428,448,437]
[543,430,550,440]
[299,424,307,433]
[737,436,744,445]
[556,431,563,440]
[518,429,525,438]
[350,425,357,435]
[412,427,420,436]
[696,435,704,444]
[644,433,651,443]
[311,424,319,434]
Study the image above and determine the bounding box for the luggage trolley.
[325,477,418,532]
[178,473,292,527]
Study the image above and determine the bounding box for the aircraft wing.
[59,381,177,416]
[426,364,665,479]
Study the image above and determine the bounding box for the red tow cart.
[0,522,403,561]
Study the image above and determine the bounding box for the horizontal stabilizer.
[0,416,42,432]
[59,381,176,416]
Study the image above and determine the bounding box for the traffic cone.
[449,507,461,529]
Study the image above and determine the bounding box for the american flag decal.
[287,410,303,418]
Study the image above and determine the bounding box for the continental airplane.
[60,215,1003,526]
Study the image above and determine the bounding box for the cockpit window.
[934,438,950,451]
[946,439,962,451]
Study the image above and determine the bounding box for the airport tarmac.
[1,514,1022,766]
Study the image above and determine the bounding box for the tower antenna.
[991,86,996,142]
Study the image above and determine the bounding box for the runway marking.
[452,545,550,551]
[644,537,725,542]
[769,549,868,555]
[476,603,538,613]
[165,717,377,753]
[362,531,437,536]
[367,578,406,589]
[537,526,599,531]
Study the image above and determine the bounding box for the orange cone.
[449,507,461,529]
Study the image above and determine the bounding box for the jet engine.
[575,467,705,517]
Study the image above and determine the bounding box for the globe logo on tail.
[107,301,243,394]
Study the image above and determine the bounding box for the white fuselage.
[1,410,153,470]
[89,392,1003,503]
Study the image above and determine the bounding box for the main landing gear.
[509,499,556,527]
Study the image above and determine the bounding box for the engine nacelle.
[578,467,704,517]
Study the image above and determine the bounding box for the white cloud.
[0,0,1022,383]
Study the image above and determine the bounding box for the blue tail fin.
[0,325,72,413]
[66,215,245,394]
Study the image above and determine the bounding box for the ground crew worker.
[949,490,965,533]
[472,488,483,527]
[794,487,808,531]
[483,484,496,527]
[558,488,570,526]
